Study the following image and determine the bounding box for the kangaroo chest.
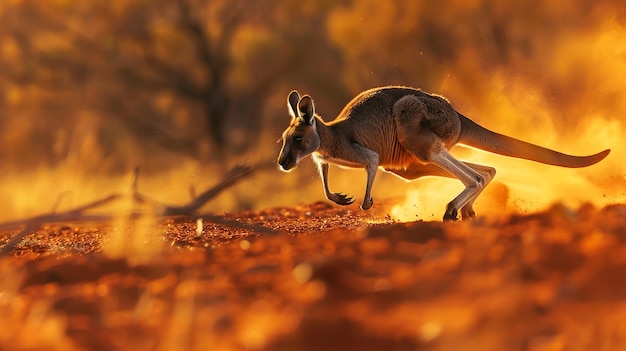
[313,151,365,169]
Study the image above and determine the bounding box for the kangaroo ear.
[287,90,300,119]
[298,95,315,126]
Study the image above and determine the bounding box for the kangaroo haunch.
[277,86,611,221]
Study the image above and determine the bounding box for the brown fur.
[277,86,610,220]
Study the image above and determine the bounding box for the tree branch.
[0,161,276,256]
[162,164,253,216]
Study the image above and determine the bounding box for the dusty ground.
[1,200,626,351]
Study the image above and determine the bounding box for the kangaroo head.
[277,90,321,171]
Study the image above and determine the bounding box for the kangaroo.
[277,86,611,221]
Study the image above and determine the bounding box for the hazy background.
[1,0,625,220]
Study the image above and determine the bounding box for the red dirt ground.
[1,201,626,351]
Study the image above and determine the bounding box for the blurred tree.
[0,0,346,167]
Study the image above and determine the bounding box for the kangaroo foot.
[460,205,476,220]
[328,192,355,206]
[360,197,373,210]
[443,203,459,222]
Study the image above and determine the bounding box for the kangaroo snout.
[277,153,295,172]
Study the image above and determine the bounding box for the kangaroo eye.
[293,136,303,144]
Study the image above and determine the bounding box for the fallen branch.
[0,194,122,233]
[0,161,276,256]
[162,164,254,215]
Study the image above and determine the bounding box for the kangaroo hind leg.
[385,161,495,220]
[393,96,490,221]
[428,150,493,221]
[392,141,489,220]
[455,163,496,220]
[395,133,488,220]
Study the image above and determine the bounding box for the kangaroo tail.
[457,113,610,168]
